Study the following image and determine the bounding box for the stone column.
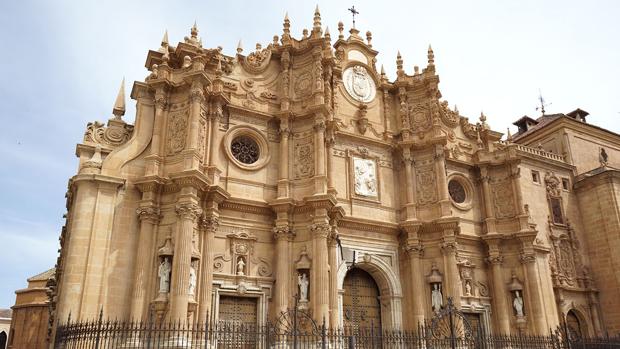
[310,220,330,324]
[487,242,510,334]
[129,204,160,320]
[588,292,603,336]
[197,212,218,324]
[521,252,546,334]
[207,101,223,184]
[434,145,451,217]
[170,202,202,324]
[441,238,461,307]
[403,148,417,220]
[273,225,293,316]
[277,123,290,198]
[186,80,205,170]
[314,118,327,194]
[328,225,339,328]
[326,130,336,195]
[146,89,167,176]
[407,242,425,326]
[510,163,529,231]
[480,166,497,234]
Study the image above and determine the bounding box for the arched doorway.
[0,331,7,349]
[343,268,382,330]
[566,310,583,339]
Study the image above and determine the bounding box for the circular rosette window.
[223,125,271,170]
[448,174,473,210]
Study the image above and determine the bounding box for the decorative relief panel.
[197,116,207,162]
[294,135,314,179]
[491,180,515,218]
[212,229,272,277]
[416,165,437,205]
[353,157,378,198]
[548,223,589,289]
[293,70,313,99]
[166,110,189,155]
[343,65,376,103]
[409,103,432,132]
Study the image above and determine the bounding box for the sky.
[0,0,618,309]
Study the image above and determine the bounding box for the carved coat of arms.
[343,65,376,102]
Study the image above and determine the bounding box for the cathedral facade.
[45,9,620,344]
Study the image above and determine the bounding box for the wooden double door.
[343,268,382,331]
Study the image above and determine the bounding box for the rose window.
[231,136,259,164]
[448,180,466,204]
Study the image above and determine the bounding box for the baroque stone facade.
[17,9,620,346]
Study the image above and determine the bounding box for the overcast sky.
[0,0,618,309]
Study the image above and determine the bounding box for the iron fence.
[55,316,620,349]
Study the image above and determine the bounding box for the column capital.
[273,225,295,241]
[440,241,458,255]
[309,222,331,238]
[136,206,161,223]
[486,254,504,265]
[175,202,202,221]
[199,214,219,233]
[406,243,424,258]
[520,252,536,264]
[313,119,326,133]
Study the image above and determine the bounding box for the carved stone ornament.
[294,136,314,179]
[544,171,562,198]
[409,103,432,132]
[417,166,437,205]
[241,43,272,74]
[491,180,515,218]
[343,65,376,103]
[353,157,378,197]
[84,120,134,147]
[217,229,273,277]
[438,100,460,128]
[294,70,313,98]
[166,110,189,155]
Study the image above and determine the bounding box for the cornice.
[574,167,620,190]
[339,216,399,235]
[220,198,275,217]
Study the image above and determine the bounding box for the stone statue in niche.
[464,280,472,296]
[298,273,309,302]
[188,262,197,296]
[432,283,443,312]
[158,257,171,293]
[236,257,246,276]
[513,290,524,317]
[353,157,378,197]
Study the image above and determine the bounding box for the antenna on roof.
[535,89,551,115]
[348,5,359,29]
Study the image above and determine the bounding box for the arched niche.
[337,252,403,329]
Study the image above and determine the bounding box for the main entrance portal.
[343,268,382,330]
[218,296,258,326]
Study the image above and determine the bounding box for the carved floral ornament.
[223,125,271,170]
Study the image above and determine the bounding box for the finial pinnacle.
[191,21,198,38]
[324,26,331,41]
[338,21,344,39]
[427,45,435,65]
[112,78,126,119]
[162,30,169,46]
[506,127,512,140]
[237,40,243,54]
[282,12,291,39]
[313,4,322,33]
[380,64,386,77]
[396,51,404,73]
